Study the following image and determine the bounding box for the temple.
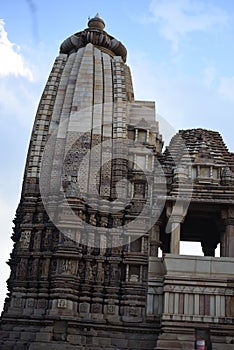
[0,15,234,350]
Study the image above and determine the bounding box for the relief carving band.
[107,304,116,315]
[33,231,41,250]
[60,259,70,273]
[12,298,23,309]
[96,264,104,283]
[134,183,146,197]
[85,261,93,281]
[37,212,44,223]
[79,303,90,314]
[26,299,35,308]
[23,213,33,224]
[19,231,31,249]
[17,258,28,279]
[110,264,120,283]
[29,258,38,278]
[129,305,138,316]
[57,299,67,308]
[43,229,52,249]
[60,259,76,274]
[91,303,102,314]
[37,299,47,309]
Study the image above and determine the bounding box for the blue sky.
[0,0,234,310]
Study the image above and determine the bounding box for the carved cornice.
[60,15,127,62]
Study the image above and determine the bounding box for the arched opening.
[159,205,223,257]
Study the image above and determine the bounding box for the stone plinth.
[152,254,234,350]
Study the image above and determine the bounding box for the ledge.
[162,254,234,278]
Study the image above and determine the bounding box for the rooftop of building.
[60,14,127,62]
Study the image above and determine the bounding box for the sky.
[0,0,234,311]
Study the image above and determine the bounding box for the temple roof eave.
[60,28,127,62]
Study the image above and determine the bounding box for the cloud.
[0,19,33,80]
[0,78,37,128]
[149,0,228,50]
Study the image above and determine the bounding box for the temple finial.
[87,13,105,30]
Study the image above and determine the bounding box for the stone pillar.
[220,226,226,257]
[221,208,234,257]
[149,224,161,257]
[225,220,234,257]
[146,129,150,143]
[170,219,181,254]
[135,128,138,141]
[166,203,188,255]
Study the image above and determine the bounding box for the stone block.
[30,344,81,350]
[35,332,52,342]
[111,338,128,348]
[128,339,155,349]
[67,327,82,335]
[177,334,194,341]
[0,341,14,350]
[213,344,234,350]
[20,332,36,341]
[1,324,14,331]
[29,344,67,350]
[156,339,187,349]
[67,334,82,345]
[43,326,53,333]
[93,336,111,346]
[13,344,28,350]
[0,331,10,340]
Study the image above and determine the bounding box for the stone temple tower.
[0,14,163,350]
[1,15,234,350]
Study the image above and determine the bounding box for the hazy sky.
[0,0,234,311]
